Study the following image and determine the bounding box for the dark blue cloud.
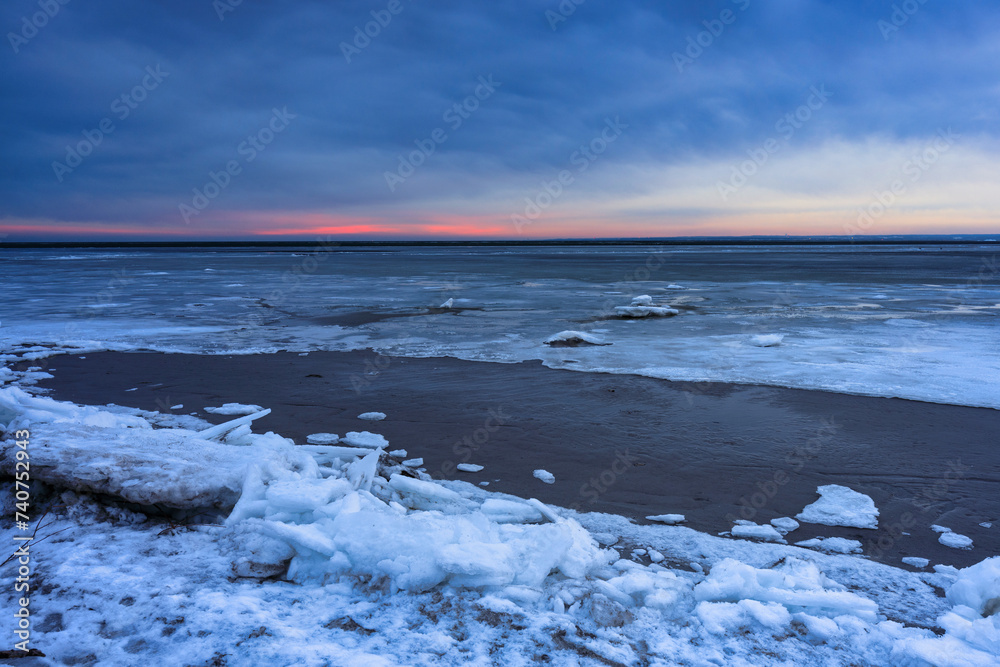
[1,0,998,230]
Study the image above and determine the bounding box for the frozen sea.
[2,242,999,407]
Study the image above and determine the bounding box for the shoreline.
[33,349,1000,568]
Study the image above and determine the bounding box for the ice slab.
[796,485,879,529]
[533,469,555,484]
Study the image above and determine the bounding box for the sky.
[1,0,998,240]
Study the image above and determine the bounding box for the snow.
[796,484,880,529]
[197,408,271,441]
[730,521,785,543]
[770,516,800,534]
[750,333,784,347]
[613,295,680,318]
[456,463,484,473]
[341,431,390,449]
[306,432,340,445]
[902,557,930,568]
[946,557,1000,615]
[3,370,1000,665]
[646,513,686,524]
[937,528,975,550]
[358,411,386,421]
[0,388,292,509]
[795,537,863,554]
[933,525,975,548]
[532,469,555,484]
[204,402,265,415]
[543,330,610,346]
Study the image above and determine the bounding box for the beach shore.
[34,349,999,568]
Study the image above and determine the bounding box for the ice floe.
[613,295,680,318]
[795,537,864,554]
[533,469,555,484]
[204,402,265,415]
[934,525,975,550]
[796,484,879,529]
[543,330,610,346]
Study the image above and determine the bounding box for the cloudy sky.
[1,0,998,239]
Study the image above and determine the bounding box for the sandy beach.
[33,349,999,569]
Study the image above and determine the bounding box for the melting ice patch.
[796,484,879,529]
[205,402,265,415]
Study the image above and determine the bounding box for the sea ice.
[543,330,610,346]
[731,521,785,543]
[457,463,484,472]
[205,402,265,415]
[795,537,863,554]
[750,334,784,347]
[533,469,555,484]
[902,557,930,568]
[358,411,386,421]
[306,433,340,445]
[934,526,974,550]
[613,295,679,318]
[197,408,272,441]
[646,514,685,524]
[796,484,879,529]
[770,517,800,534]
[342,431,390,449]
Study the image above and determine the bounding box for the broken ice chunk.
[533,469,555,484]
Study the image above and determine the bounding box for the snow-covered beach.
[1,356,999,665]
[2,244,999,665]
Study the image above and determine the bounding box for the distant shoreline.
[2,235,999,249]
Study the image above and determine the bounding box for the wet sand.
[33,349,1000,568]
